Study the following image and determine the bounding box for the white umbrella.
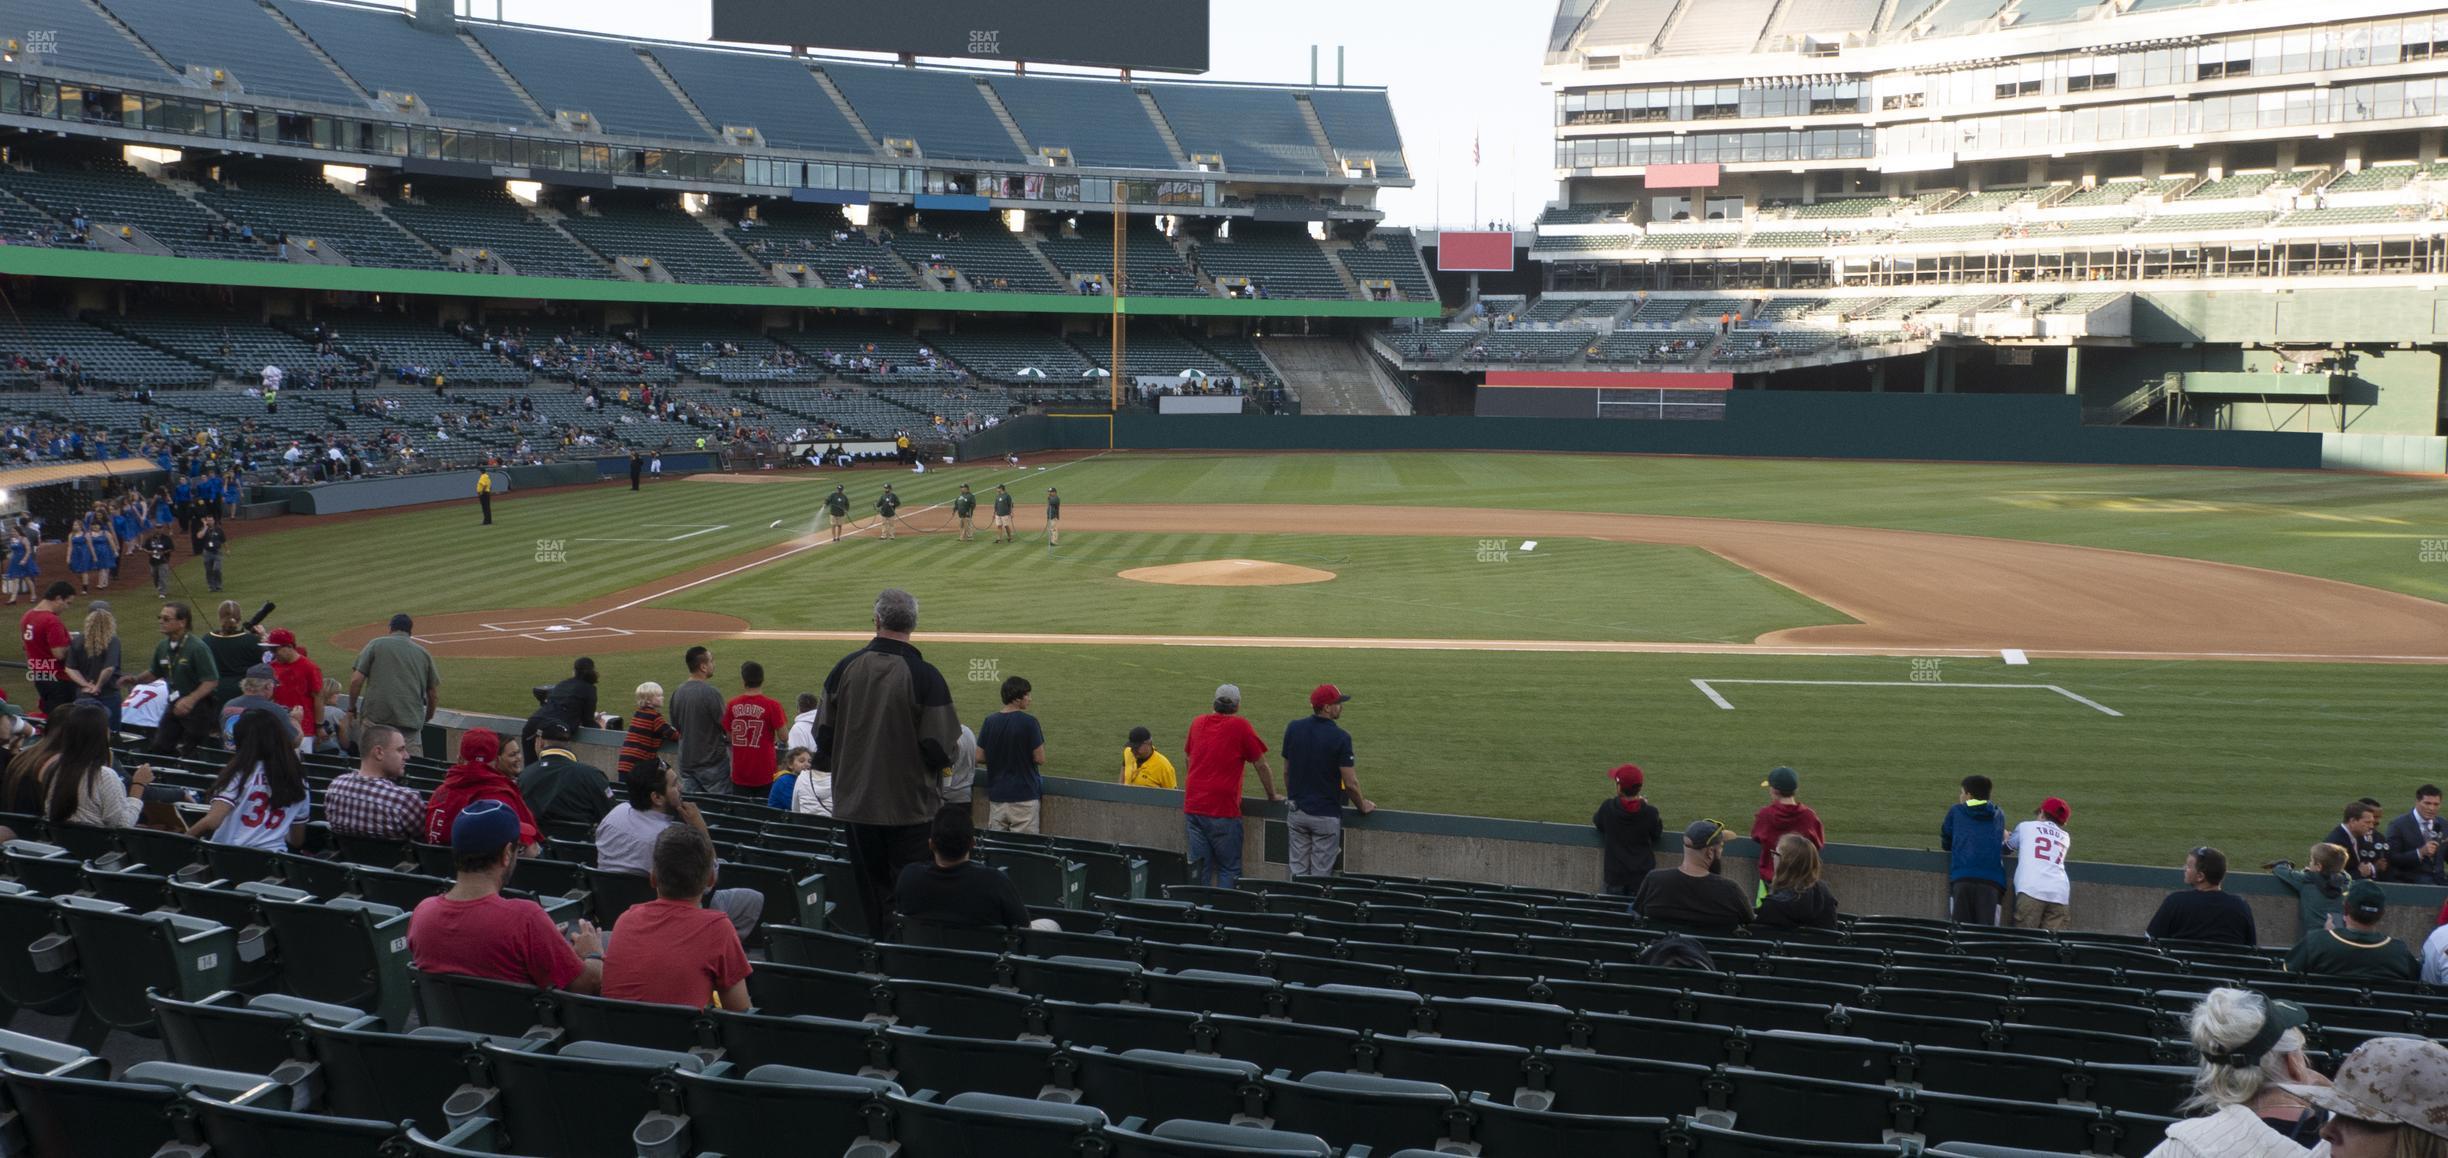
[1013,367,1048,380]
[1177,368,1209,380]
[1082,367,1112,379]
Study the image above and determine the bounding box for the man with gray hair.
[816,588,963,934]
[1181,683,1277,888]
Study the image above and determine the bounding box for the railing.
[2084,376,2169,426]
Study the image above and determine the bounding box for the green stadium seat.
[1535,1050,1717,1119]
[710,1009,886,1075]
[764,923,877,973]
[1739,1030,1905,1086]
[4,1061,253,1156]
[579,867,655,926]
[476,1039,701,1158]
[150,989,371,1073]
[304,1022,540,1126]
[1064,1046,1264,1127]
[1265,952,1404,990]
[1021,926,1139,962]
[1905,1087,2134,1156]
[885,978,1039,1039]
[1202,1014,1360,1075]
[348,866,451,911]
[1675,1119,1914,1156]
[665,1064,897,1156]
[56,895,237,1033]
[1101,1118,1334,1156]
[1368,1034,1534,1106]
[1720,1068,1905,1146]
[401,1120,549,1157]
[881,1027,1063,1099]
[1281,982,1424,1036]
[163,879,298,993]
[410,968,550,1037]
[5,842,91,898]
[328,833,412,869]
[186,1089,406,1158]
[271,852,359,899]
[1908,1044,2081,1106]
[1040,999,1203,1055]
[1260,1070,1460,1153]
[884,1089,1109,1156]
[744,961,883,1021]
[1010,954,1143,1005]
[1460,1096,1677,1151]
[0,882,80,1018]
[2080,1061,2196,1116]
[990,848,1089,909]
[1427,996,1583,1052]
[83,862,173,911]
[1141,968,1279,1019]
[255,894,413,1028]
[544,989,712,1053]
[875,940,1006,989]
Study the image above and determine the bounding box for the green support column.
[1941,348,1958,393]
[1869,361,1886,393]
[1923,351,1940,393]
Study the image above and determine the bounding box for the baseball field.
[41,450,2448,871]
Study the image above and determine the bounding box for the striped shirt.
[618,704,679,776]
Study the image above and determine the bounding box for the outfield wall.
[965,394,2326,470]
[428,709,2445,948]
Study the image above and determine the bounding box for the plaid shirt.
[324,771,425,841]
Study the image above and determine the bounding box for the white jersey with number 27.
[2008,819,2071,905]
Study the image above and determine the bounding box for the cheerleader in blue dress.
[4,528,32,606]
[110,503,139,580]
[149,493,174,530]
[66,518,94,593]
[89,514,117,591]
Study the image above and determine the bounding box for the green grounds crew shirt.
[994,492,1013,517]
[953,492,976,518]
[351,631,438,733]
[1046,493,1061,519]
[2283,925,2421,981]
[826,491,849,517]
[204,630,262,711]
[152,633,218,699]
[875,491,899,517]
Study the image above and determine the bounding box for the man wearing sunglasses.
[1633,818,1754,933]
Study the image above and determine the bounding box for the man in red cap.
[2006,796,2073,930]
[1594,764,1663,899]
[1282,683,1371,879]
[423,728,539,855]
[265,628,324,753]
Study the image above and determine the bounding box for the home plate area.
[420,618,636,645]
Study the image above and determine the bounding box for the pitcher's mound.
[1119,559,1337,587]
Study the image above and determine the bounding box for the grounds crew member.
[874,485,900,540]
[953,485,977,542]
[1046,488,1062,546]
[476,466,494,526]
[825,485,851,542]
[992,485,1014,544]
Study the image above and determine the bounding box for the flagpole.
[1471,124,1481,229]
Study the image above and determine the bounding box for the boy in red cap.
[2006,796,2074,930]
[1750,766,1823,902]
[1593,764,1662,899]
[265,628,324,752]
[422,728,539,854]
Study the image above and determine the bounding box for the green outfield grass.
[37,450,2446,871]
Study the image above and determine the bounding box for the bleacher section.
[823,65,1026,164]
[193,167,437,270]
[0,744,2350,1158]
[1335,230,1438,302]
[890,216,1066,294]
[303,315,527,384]
[92,311,364,387]
[1035,220,1207,297]
[1190,226,1349,299]
[9,0,174,83]
[1308,89,1411,179]
[649,47,869,154]
[1593,330,1712,363]
[1152,87,1331,176]
[926,329,1097,386]
[557,201,769,286]
[0,314,215,387]
[0,160,269,262]
[726,205,919,291]
[986,77,1175,171]
[381,185,612,280]
[2176,172,2278,201]
[103,0,362,107]
[273,0,537,125]
[1473,331,1595,363]
[466,24,709,141]
[780,324,966,386]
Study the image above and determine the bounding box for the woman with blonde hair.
[2270,843,2353,939]
[63,603,121,725]
[1754,832,1838,930]
[2147,988,2328,1156]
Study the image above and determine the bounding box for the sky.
[423,0,1558,228]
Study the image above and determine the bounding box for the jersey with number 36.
[210,764,308,850]
[2008,819,2071,905]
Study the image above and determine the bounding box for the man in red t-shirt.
[1180,683,1277,888]
[19,582,72,717]
[602,823,751,1009]
[407,799,603,992]
[722,661,784,794]
[264,628,323,748]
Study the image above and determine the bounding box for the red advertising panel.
[1643,163,1723,188]
[1486,370,1734,390]
[1437,230,1516,273]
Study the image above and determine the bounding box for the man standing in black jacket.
[2384,785,2445,885]
[1594,764,1662,898]
[2144,847,2260,945]
[817,588,962,935]
[521,656,600,764]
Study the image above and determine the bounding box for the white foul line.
[1690,678,2123,717]
[574,524,731,543]
[578,452,1110,624]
